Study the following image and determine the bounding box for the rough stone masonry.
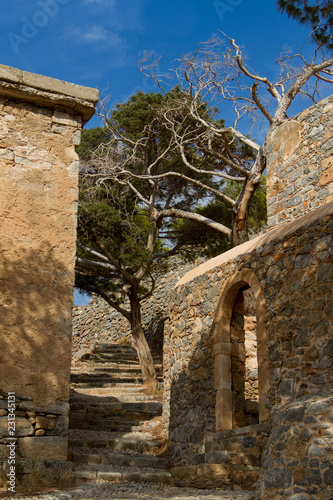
[163,96,333,499]
[0,65,98,480]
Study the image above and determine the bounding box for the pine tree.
[277,0,333,49]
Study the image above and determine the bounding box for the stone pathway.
[7,343,253,499]
[69,343,171,485]
[8,482,254,499]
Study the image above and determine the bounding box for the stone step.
[70,381,162,390]
[70,450,169,469]
[85,356,160,364]
[70,373,163,384]
[70,386,157,396]
[72,464,172,485]
[69,343,166,487]
[71,365,162,374]
[69,435,162,453]
[94,343,137,351]
[69,415,161,432]
[71,369,162,377]
[91,353,162,362]
[69,392,159,403]
[69,409,161,421]
[70,401,162,416]
[68,428,160,441]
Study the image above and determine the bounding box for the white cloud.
[66,24,121,47]
[83,26,111,42]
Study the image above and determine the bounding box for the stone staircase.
[68,343,172,485]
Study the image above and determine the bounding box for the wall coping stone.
[177,200,333,287]
[214,422,271,440]
[0,64,99,124]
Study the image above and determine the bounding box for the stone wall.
[163,202,333,498]
[267,95,333,229]
[0,65,98,484]
[72,257,199,359]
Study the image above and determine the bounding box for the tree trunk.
[129,288,158,387]
[231,178,258,247]
[231,147,266,248]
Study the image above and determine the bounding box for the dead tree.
[135,35,333,245]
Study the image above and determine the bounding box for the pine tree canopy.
[277,0,333,49]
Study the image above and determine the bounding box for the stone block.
[44,460,72,480]
[294,467,322,486]
[35,416,49,429]
[170,466,195,480]
[52,110,80,127]
[230,469,259,489]
[187,453,205,465]
[45,415,68,436]
[264,467,292,489]
[197,463,230,479]
[0,416,34,436]
[18,436,68,461]
[242,436,257,449]
[206,451,230,464]
[18,401,69,415]
[35,429,46,436]
[324,467,333,485]
[285,406,306,422]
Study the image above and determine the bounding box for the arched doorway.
[213,270,269,431]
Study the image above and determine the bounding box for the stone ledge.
[18,401,69,415]
[0,64,99,124]
[177,200,333,287]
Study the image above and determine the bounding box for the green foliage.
[169,178,267,259]
[76,182,154,296]
[110,88,212,208]
[112,91,166,140]
[277,0,333,49]
[76,127,111,160]
[75,88,267,300]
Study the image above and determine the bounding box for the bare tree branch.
[76,256,120,275]
[156,208,232,237]
[77,241,109,262]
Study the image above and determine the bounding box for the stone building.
[0,61,332,499]
[0,65,98,482]
[162,96,333,499]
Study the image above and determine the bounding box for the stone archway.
[213,269,269,431]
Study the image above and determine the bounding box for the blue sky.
[1,0,323,133]
[1,0,329,305]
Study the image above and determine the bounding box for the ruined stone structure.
[72,257,198,360]
[1,63,332,498]
[267,96,333,229]
[163,96,333,499]
[0,65,98,483]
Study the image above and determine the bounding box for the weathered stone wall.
[0,65,98,481]
[267,95,333,229]
[163,202,333,497]
[72,257,199,359]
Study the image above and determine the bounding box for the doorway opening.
[214,270,269,432]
